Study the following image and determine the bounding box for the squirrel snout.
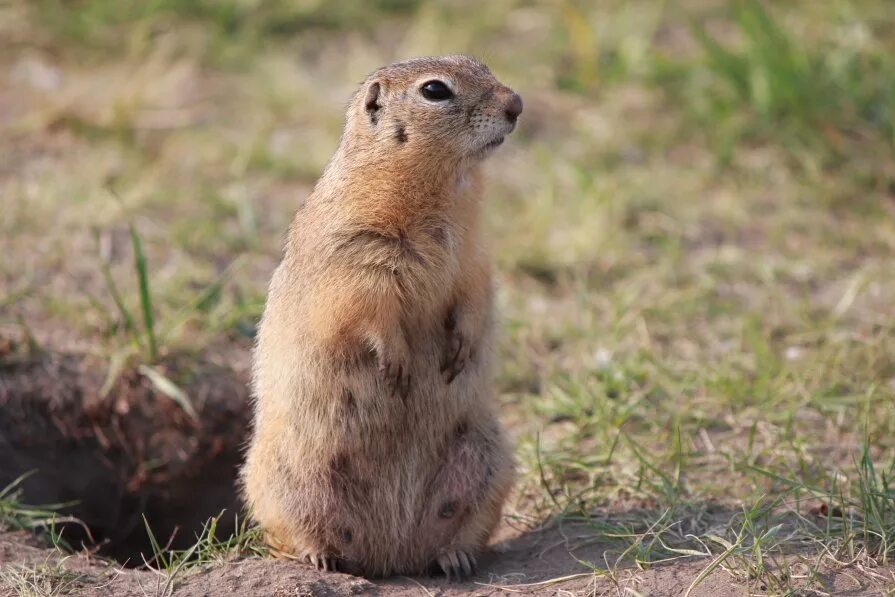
[503,92,523,124]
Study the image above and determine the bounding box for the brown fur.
[241,56,522,578]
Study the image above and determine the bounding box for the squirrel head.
[343,56,522,165]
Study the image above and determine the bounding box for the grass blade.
[138,365,198,421]
[130,222,158,362]
[97,231,140,351]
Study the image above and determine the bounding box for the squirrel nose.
[504,93,523,123]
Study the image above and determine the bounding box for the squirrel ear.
[364,81,382,124]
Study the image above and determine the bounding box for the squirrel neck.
[316,135,482,232]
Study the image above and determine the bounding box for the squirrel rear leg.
[423,421,513,579]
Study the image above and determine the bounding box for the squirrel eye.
[420,80,453,101]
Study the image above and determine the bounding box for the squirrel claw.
[436,548,476,581]
[441,326,471,384]
[303,552,340,573]
[381,360,411,399]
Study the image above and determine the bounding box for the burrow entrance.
[0,349,250,565]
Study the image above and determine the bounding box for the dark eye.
[420,80,453,101]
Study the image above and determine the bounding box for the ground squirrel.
[241,55,522,579]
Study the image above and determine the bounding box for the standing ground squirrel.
[241,55,522,579]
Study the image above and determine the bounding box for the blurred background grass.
[2,0,895,588]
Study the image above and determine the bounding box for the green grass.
[0,475,81,546]
[655,0,895,173]
[29,0,422,66]
[0,487,264,597]
[140,511,266,596]
[0,478,113,597]
[2,0,895,593]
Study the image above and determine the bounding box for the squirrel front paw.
[371,332,411,399]
[441,306,475,384]
[379,355,411,399]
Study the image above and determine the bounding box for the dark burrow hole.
[0,351,251,566]
[14,455,244,567]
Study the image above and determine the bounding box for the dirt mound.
[0,348,249,563]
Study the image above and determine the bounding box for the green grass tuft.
[0,475,81,544]
[141,511,266,596]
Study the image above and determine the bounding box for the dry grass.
[2,0,895,593]
[0,559,94,597]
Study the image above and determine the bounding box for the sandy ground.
[0,527,740,597]
[4,523,894,596]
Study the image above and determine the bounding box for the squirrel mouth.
[482,137,505,151]
[471,136,506,158]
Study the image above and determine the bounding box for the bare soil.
[3,525,892,596]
